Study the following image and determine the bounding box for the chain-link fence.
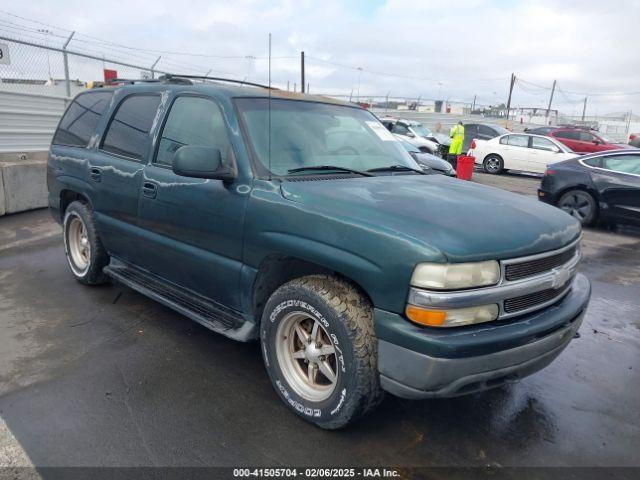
[0,35,174,98]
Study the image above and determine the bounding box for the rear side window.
[582,157,601,167]
[52,91,113,147]
[102,94,161,161]
[155,96,232,167]
[555,130,580,140]
[478,125,495,137]
[579,131,595,142]
[501,135,529,147]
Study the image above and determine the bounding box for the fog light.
[405,304,499,327]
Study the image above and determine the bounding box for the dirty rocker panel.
[104,259,257,341]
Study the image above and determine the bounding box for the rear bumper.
[376,273,590,399]
[537,188,558,205]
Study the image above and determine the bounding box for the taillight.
[545,169,556,175]
[470,139,477,149]
[630,134,637,141]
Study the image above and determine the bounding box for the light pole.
[357,67,363,103]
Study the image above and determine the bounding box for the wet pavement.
[0,173,639,469]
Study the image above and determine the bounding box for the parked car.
[525,126,560,136]
[48,79,590,429]
[538,150,640,226]
[629,133,640,148]
[398,139,456,176]
[548,128,632,154]
[463,123,510,152]
[470,133,576,174]
[380,117,439,154]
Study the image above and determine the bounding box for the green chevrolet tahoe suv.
[47,77,590,429]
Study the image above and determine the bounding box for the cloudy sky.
[2,0,639,115]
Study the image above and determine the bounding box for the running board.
[104,261,257,341]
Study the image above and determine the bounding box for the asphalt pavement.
[0,173,639,472]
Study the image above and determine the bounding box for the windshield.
[597,132,617,143]
[490,125,510,136]
[409,123,432,137]
[236,98,419,176]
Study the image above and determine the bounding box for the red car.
[548,128,631,154]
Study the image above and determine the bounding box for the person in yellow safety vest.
[448,121,465,156]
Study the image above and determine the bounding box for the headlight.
[410,261,500,290]
[406,304,499,327]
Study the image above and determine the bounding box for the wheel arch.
[250,254,374,322]
[60,189,92,222]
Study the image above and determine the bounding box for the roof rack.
[160,74,277,90]
[108,78,162,85]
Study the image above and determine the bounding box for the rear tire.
[260,275,383,429]
[63,201,110,285]
[483,154,503,174]
[557,190,598,226]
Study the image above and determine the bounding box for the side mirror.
[593,139,601,145]
[405,132,415,138]
[172,145,236,182]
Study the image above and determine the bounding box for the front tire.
[483,154,504,174]
[63,201,110,285]
[557,190,598,226]
[261,275,382,429]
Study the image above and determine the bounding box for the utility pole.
[546,80,556,119]
[300,51,305,93]
[505,73,516,120]
[357,67,363,103]
[287,80,290,91]
[472,94,476,111]
[581,97,588,122]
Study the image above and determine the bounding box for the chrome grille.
[504,284,572,314]
[505,246,578,281]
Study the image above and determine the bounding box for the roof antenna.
[268,32,272,181]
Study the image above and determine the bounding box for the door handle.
[142,181,157,199]
[89,167,102,183]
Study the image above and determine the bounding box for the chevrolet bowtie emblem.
[551,266,572,289]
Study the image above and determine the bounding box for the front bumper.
[376,273,590,399]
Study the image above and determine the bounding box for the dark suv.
[48,78,590,429]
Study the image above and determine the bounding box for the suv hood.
[280,175,580,262]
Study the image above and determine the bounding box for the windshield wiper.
[366,165,428,175]
[287,165,374,177]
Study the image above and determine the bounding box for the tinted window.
[102,94,161,160]
[156,96,232,167]
[555,130,580,140]
[582,157,601,167]
[52,91,113,147]
[466,125,478,136]
[505,135,529,148]
[478,125,497,137]
[531,137,558,151]
[601,155,640,175]
[579,131,595,142]
[381,121,393,131]
[391,123,409,135]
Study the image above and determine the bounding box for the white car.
[379,117,439,154]
[469,133,576,174]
